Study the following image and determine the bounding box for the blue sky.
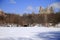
[0,0,60,14]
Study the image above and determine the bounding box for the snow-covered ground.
[0,27,60,40]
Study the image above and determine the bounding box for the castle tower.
[0,9,6,17]
[49,7,54,13]
[0,9,3,15]
[39,6,44,14]
[46,6,54,14]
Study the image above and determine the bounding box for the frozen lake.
[0,27,60,40]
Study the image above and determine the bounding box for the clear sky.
[0,0,60,14]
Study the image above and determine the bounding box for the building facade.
[39,6,54,14]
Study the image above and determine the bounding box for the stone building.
[0,9,6,17]
[39,6,54,27]
[0,9,7,24]
[39,6,54,14]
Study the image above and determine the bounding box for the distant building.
[39,6,54,27]
[0,9,6,17]
[39,6,54,14]
[0,9,3,15]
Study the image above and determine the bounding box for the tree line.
[0,12,60,26]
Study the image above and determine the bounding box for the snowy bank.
[0,27,60,40]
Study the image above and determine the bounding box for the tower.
[39,6,44,14]
[49,7,54,13]
[0,9,6,17]
[0,9,3,15]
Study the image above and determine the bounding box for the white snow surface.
[0,27,60,40]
